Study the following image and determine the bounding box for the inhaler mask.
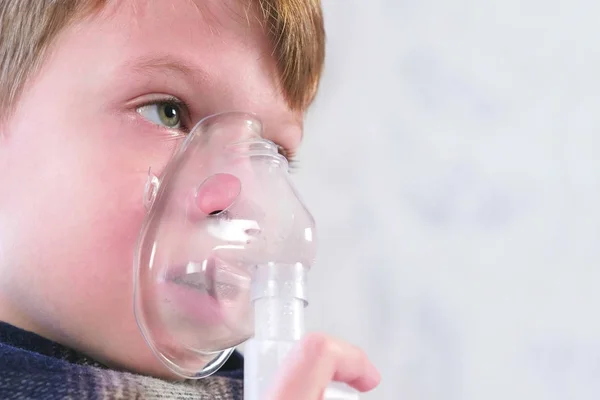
[133,112,317,378]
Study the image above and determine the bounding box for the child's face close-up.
[0,0,302,378]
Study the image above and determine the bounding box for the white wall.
[296,1,600,399]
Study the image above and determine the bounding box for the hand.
[269,333,381,400]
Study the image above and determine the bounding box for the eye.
[137,100,187,130]
[277,144,299,171]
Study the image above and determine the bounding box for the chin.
[86,329,179,380]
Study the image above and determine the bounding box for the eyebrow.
[126,55,211,84]
[122,54,304,146]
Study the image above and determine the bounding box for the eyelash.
[137,96,192,133]
[276,145,299,171]
[137,96,299,169]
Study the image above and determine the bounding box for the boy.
[0,0,380,399]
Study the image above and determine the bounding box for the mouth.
[160,260,251,327]
[159,278,224,326]
[170,272,241,301]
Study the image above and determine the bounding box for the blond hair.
[0,0,325,122]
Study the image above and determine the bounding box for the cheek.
[3,91,182,329]
[71,163,147,272]
[38,165,146,295]
[15,139,151,308]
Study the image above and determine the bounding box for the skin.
[0,0,379,395]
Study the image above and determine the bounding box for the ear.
[0,118,17,204]
[0,116,14,142]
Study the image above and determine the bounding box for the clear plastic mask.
[133,112,317,378]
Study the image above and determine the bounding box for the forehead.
[100,0,263,44]
[94,0,272,75]
[70,0,301,133]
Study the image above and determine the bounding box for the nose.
[193,173,242,216]
[181,113,265,220]
[200,112,263,151]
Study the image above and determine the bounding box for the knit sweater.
[0,322,243,399]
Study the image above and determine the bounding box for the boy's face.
[0,1,302,377]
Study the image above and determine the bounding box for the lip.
[159,279,225,325]
[160,260,251,327]
[165,259,245,295]
[170,271,242,301]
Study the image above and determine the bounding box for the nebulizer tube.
[243,263,306,399]
[133,112,358,398]
[244,264,359,400]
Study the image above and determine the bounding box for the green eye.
[137,101,183,129]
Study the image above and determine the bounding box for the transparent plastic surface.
[243,263,359,400]
[133,112,317,378]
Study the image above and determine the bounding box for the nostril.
[195,173,241,216]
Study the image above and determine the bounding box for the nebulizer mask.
[134,112,357,399]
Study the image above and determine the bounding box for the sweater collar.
[0,321,244,377]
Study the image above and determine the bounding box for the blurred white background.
[295,1,600,399]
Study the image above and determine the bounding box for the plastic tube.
[244,263,359,400]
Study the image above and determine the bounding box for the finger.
[269,333,380,400]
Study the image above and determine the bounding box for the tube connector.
[251,262,308,340]
[244,263,307,400]
[244,263,359,400]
